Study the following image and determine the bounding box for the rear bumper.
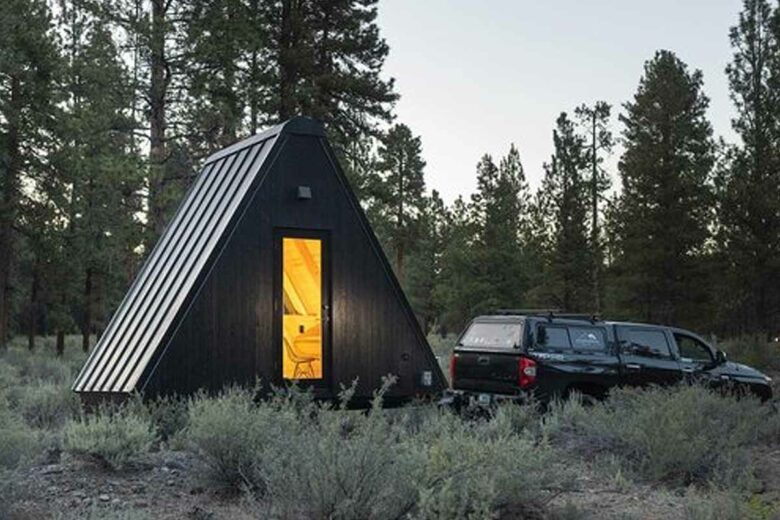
[439,388,531,408]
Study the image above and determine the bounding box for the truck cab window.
[535,325,571,351]
[568,326,607,352]
[624,329,672,359]
[673,333,713,363]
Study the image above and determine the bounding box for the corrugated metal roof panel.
[73,129,281,393]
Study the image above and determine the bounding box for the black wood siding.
[75,118,445,400]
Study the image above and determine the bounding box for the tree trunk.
[250,49,259,134]
[0,76,22,349]
[590,112,601,314]
[278,0,297,120]
[82,267,92,352]
[56,330,65,357]
[147,0,169,247]
[395,154,405,283]
[27,262,39,351]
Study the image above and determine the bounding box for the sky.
[377,0,743,203]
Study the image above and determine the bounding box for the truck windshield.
[459,322,523,349]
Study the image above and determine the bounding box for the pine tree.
[405,190,446,333]
[55,4,144,351]
[434,196,481,333]
[717,0,780,335]
[372,124,426,283]
[271,0,397,152]
[574,102,613,313]
[93,0,189,248]
[469,147,530,312]
[182,0,273,156]
[538,113,591,311]
[612,50,714,325]
[0,0,60,346]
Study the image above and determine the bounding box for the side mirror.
[715,350,727,365]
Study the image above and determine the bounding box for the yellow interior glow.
[282,237,322,380]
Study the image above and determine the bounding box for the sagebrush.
[543,384,779,488]
[63,406,156,469]
[185,380,574,519]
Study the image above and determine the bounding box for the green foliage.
[470,147,532,312]
[0,361,20,395]
[536,112,593,312]
[608,50,715,326]
[270,0,398,150]
[683,491,762,520]
[13,351,73,384]
[370,123,427,284]
[63,406,156,470]
[716,0,780,335]
[0,473,23,519]
[434,196,481,333]
[0,406,39,469]
[718,337,780,371]
[426,333,457,359]
[184,386,268,489]
[405,192,448,333]
[17,380,81,429]
[434,145,534,333]
[411,407,568,520]
[127,394,189,443]
[0,0,62,347]
[544,385,776,488]
[575,101,613,313]
[185,382,573,519]
[263,384,420,519]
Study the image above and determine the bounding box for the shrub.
[17,381,81,429]
[0,471,22,519]
[63,406,156,469]
[682,491,761,520]
[186,381,574,519]
[0,362,20,395]
[127,394,189,443]
[14,353,73,385]
[184,387,268,489]
[544,384,775,488]
[718,336,780,372]
[262,383,420,519]
[409,406,571,519]
[0,406,39,469]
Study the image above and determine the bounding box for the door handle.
[477,356,490,366]
[681,367,695,374]
[625,363,642,371]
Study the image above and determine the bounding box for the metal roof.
[71,120,308,394]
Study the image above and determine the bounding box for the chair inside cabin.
[282,238,323,380]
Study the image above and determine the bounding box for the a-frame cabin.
[73,117,446,404]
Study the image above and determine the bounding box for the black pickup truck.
[448,312,773,405]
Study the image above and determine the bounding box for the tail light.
[450,354,458,384]
[518,357,537,388]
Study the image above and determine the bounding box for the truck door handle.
[681,367,695,374]
[477,356,490,366]
[625,363,642,371]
